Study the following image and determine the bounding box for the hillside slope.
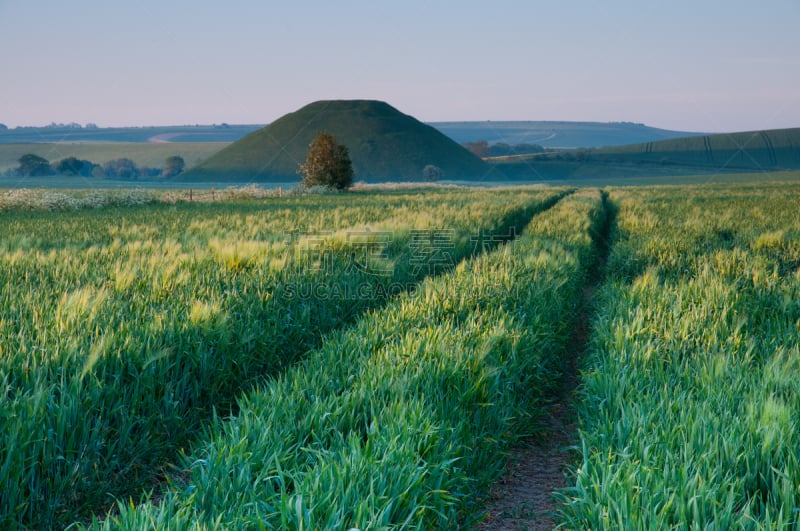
[0,121,703,149]
[590,127,800,170]
[0,125,260,144]
[432,121,704,148]
[184,100,492,182]
[492,127,800,181]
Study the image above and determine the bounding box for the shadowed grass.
[560,182,800,529]
[0,187,565,529]
[87,190,606,529]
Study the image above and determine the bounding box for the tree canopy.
[54,156,97,177]
[423,164,444,181]
[103,158,139,179]
[17,154,53,176]
[162,156,185,178]
[298,131,354,190]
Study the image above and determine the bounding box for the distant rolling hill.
[0,124,261,144]
[0,121,699,149]
[492,127,800,180]
[5,116,796,185]
[183,100,493,182]
[590,128,800,169]
[431,121,704,148]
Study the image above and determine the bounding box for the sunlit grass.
[88,189,606,529]
[0,186,566,529]
[560,182,800,529]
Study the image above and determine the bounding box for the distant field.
[0,142,228,173]
[3,125,798,186]
[0,124,261,144]
[490,161,800,184]
[591,127,800,169]
[455,170,800,188]
[2,121,703,149]
[491,128,800,181]
[432,121,704,148]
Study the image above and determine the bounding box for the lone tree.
[298,131,354,190]
[422,164,443,181]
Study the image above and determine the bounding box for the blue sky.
[1,0,798,132]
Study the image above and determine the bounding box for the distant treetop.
[16,154,53,176]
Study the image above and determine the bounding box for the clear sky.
[1,0,798,132]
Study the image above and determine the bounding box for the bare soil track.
[477,193,613,530]
[477,286,593,531]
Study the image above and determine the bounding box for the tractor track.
[477,191,614,530]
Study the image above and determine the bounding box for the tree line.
[462,140,547,158]
[9,154,185,179]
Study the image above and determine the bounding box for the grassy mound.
[183,100,493,182]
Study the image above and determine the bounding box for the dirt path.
[147,133,180,143]
[478,193,613,530]
[476,286,593,530]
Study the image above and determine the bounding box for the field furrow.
[479,190,614,530]
[0,188,564,529]
[85,189,605,530]
[761,131,778,166]
[560,183,800,529]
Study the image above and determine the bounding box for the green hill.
[590,127,800,169]
[432,121,704,148]
[492,127,800,180]
[183,100,493,182]
[0,124,261,144]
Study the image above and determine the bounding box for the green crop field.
[1,182,798,529]
[560,182,800,529]
[0,185,570,528]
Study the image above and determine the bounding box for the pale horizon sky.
[1,0,798,133]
